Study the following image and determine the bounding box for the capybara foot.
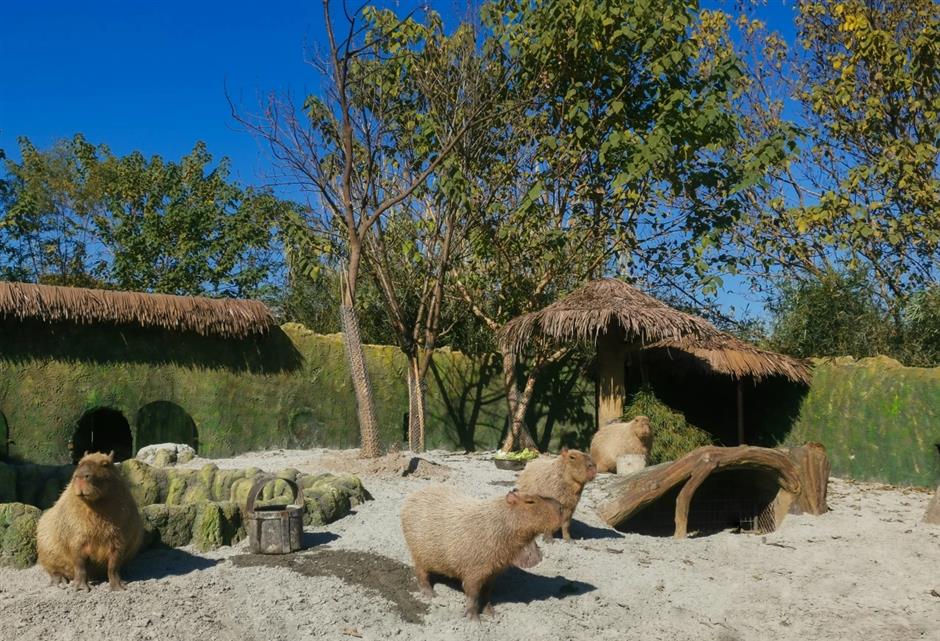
[542,532,556,544]
[418,584,434,598]
[73,578,91,592]
[464,607,481,622]
[109,578,127,591]
[482,603,496,617]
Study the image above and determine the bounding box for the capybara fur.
[36,451,144,591]
[516,448,596,541]
[400,485,563,620]
[590,415,653,473]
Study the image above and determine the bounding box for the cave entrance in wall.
[136,401,199,453]
[71,408,134,463]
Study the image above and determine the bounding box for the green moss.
[152,449,175,468]
[141,504,197,548]
[623,388,714,465]
[210,469,239,502]
[120,460,165,506]
[789,358,940,486]
[164,471,196,506]
[192,501,244,552]
[0,504,40,568]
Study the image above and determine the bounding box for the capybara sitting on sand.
[400,486,563,620]
[516,448,596,541]
[590,415,653,473]
[37,451,143,591]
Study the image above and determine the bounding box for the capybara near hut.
[400,486,563,620]
[516,448,596,541]
[590,416,653,473]
[36,451,144,591]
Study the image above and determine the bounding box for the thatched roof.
[0,281,275,339]
[498,279,724,354]
[646,333,813,384]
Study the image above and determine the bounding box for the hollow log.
[596,444,829,538]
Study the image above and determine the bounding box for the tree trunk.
[786,442,831,515]
[406,356,427,452]
[597,326,627,428]
[339,302,381,458]
[499,350,538,453]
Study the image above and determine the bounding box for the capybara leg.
[72,556,90,592]
[414,566,434,598]
[542,531,556,544]
[481,581,496,617]
[462,577,484,621]
[48,572,67,588]
[107,550,126,591]
[561,518,572,541]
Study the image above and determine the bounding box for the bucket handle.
[245,477,304,515]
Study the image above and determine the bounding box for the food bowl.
[493,458,527,471]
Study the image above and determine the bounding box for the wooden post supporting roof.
[597,325,626,429]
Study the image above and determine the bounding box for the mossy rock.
[0,464,16,503]
[120,460,166,506]
[141,504,197,548]
[0,505,41,568]
[331,474,369,506]
[302,497,328,527]
[191,501,244,552]
[197,464,218,490]
[152,449,175,468]
[181,483,211,505]
[229,477,257,507]
[276,468,300,483]
[305,483,350,524]
[299,472,336,489]
[164,470,197,506]
[211,469,240,502]
[177,448,195,464]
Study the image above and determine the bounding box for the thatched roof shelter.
[498,278,724,354]
[648,333,813,385]
[497,278,812,439]
[0,281,275,339]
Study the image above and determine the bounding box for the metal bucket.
[245,477,305,554]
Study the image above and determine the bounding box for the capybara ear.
[505,490,520,505]
[83,450,90,457]
[107,450,115,462]
[560,447,569,456]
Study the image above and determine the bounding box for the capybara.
[400,485,563,620]
[36,451,144,591]
[590,415,653,473]
[515,448,596,541]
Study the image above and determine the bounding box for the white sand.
[2,448,937,641]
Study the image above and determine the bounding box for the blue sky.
[0,0,800,320]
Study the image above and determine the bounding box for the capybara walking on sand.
[590,415,653,473]
[37,451,144,591]
[400,486,563,620]
[516,448,596,541]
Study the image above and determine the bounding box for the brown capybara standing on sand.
[590,415,653,473]
[37,451,143,591]
[400,486,563,620]
[515,448,596,541]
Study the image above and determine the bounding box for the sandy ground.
[1,448,938,641]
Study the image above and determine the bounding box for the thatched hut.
[0,281,275,339]
[499,279,726,428]
[498,279,811,439]
[646,333,812,443]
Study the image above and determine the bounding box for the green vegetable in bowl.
[494,448,539,462]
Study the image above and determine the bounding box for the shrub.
[622,388,713,464]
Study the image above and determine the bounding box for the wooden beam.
[596,325,627,429]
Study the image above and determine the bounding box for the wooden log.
[924,485,940,525]
[786,442,831,515]
[596,445,804,538]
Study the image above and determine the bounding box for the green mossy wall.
[0,319,594,464]
[788,357,940,487]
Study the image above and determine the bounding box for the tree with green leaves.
[1,135,284,296]
[234,2,493,456]
[451,0,789,452]
[726,0,940,333]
